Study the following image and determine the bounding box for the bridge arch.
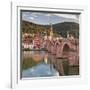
[63,44,70,52]
[56,40,72,58]
[61,43,71,57]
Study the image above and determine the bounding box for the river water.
[22,51,59,78]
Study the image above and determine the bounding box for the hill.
[21,20,79,38]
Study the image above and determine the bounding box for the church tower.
[67,31,70,38]
[50,23,53,37]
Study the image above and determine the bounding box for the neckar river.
[22,50,59,78]
[21,50,79,78]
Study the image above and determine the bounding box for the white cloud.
[29,17,34,20]
[55,14,79,20]
[22,11,79,24]
[54,13,79,23]
[30,13,39,17]
[44,13,52,16]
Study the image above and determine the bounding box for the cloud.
[29,17,34,20]
[55,14,79,20]
[44,13,52,17]
[22,11,79,25]
[30,13,39,18]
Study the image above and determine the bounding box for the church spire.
[67,31,69,38]
[50,23,53,37]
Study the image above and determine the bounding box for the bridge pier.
[56,57,69,76]
[49,55,69,76]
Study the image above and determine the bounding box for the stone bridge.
[46,38,79,66]
[45,38,79,75]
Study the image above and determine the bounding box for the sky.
[22,11,80,25]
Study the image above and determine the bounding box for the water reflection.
[22,51,59,77]
[22,50,79,78]
[22,63,59,77]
